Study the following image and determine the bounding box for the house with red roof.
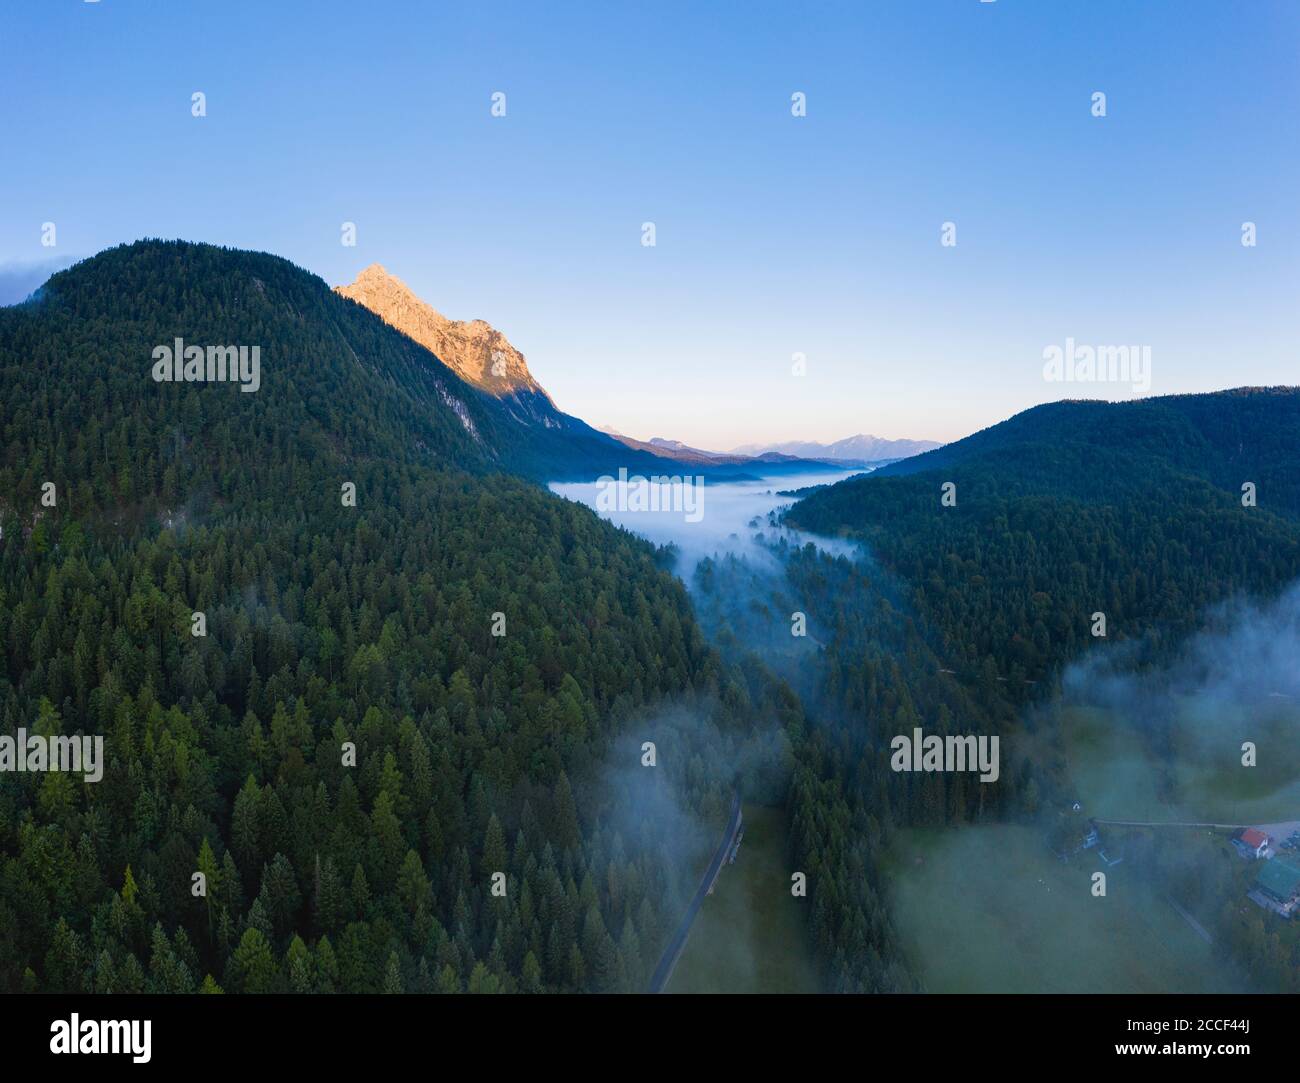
[1232,827,1271,860]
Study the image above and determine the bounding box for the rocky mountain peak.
[335,265,547,400]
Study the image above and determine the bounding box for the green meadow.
[668,804,821,993]
[886,825,1243,993]
[885,699,1300,993]
[1064,703,1300,825]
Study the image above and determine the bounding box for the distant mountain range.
[597,429,755,466]
[599,429,935,470]
[729,435,942,462]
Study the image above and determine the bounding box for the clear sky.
[2,1,1297,448]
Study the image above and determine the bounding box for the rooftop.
[1256,859,1300,900]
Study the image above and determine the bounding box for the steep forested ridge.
[3,240,679,490]
[787,390,1300,695]
[876,391,1300,515]
[0,239,792,993]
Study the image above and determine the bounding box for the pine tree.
[382,952,403,994]
[230,928,279,994]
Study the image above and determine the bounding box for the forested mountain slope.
[0,239,785,993]
[875,390,1300,515]
[2,239,686,489]
[787,389,1300,693]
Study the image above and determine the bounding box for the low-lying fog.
[550,468,861,582]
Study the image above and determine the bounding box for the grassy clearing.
[1063,703,1300,824]
[886,824,1243,993]
[667,804,821,993]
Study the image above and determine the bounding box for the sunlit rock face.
[336,263,559,425]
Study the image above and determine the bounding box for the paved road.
[1166,896,1213,944]
[647,792,743,994]
[1251,820,1300,841]
[1094,818,1299,834]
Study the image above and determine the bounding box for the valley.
[552,466,862,991]
[556,407,1300,995]
[5,3,1298,1057]
[666,803,819,994]
[3,239,1298,999]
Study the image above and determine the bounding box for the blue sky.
[2,1,1297,447]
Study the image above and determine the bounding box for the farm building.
[1248,859,1300,918]
[1046,813,1101,861]
[1232,827,1271,860]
